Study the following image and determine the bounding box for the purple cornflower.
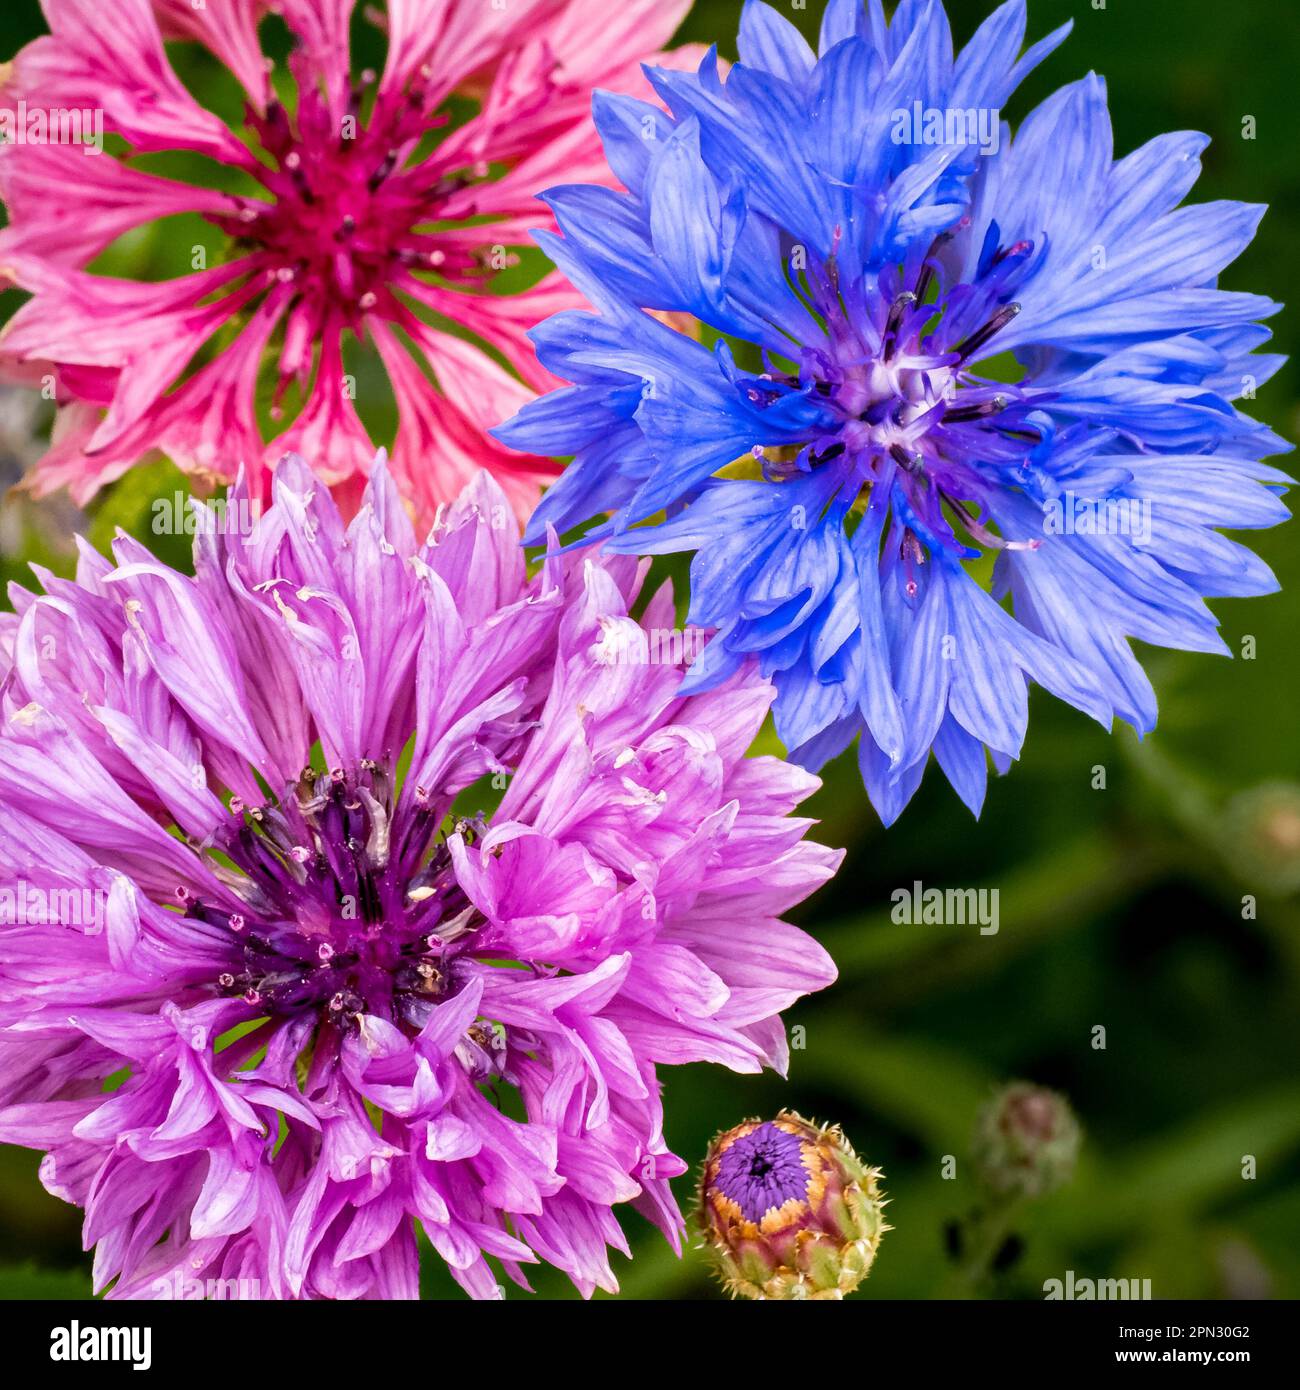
[0,457,838,1299]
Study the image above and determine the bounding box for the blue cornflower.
[496,0,1291,823]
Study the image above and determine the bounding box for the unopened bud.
[697,1111,888,1300]
[972,1082,1080,1199]
[1225,782,1300,893]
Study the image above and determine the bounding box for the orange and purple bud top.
[697,1112,887,1301]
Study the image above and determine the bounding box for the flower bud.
[1225,782,1300,894]
[696,1111,888,1300]
[972,1082,1081,1199]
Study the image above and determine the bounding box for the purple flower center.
[714,1122,811,1222]
[186,762,487,1036]
[741,226,1043,586]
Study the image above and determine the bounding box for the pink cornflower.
[0,0,694,520]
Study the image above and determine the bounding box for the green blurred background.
[1,0,1298,1300]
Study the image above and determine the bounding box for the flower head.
[0,457,838,1299]
[498,0,1292,823]
[697,1111,887,1299]
[0,0,695,521]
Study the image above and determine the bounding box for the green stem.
[941,1196,1024,1298]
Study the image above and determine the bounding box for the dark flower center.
[184,762,486,1035]
[715,1122,811,1222]
[737,223,1042,570]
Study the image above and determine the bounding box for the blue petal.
[738,0,817,87]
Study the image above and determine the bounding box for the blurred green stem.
[941,1196,1024,1299]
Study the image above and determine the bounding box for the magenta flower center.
[210,77,493,349]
